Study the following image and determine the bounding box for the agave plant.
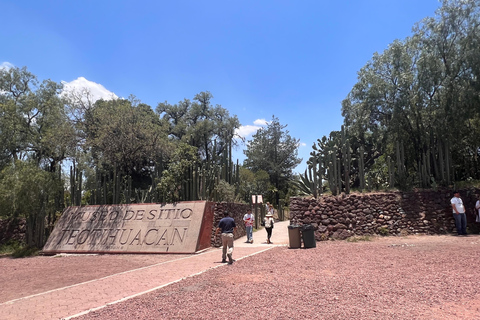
[293,168,319,198]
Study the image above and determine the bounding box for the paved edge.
[62,246,275,320]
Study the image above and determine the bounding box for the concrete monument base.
[42,201,214,254]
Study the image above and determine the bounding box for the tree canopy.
[243,116,302,203]
[307,0,480,194]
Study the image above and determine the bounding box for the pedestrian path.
[0,220,291,320]
[235,219,290,248]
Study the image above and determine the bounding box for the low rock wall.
[290,188,480,240]
[0,218,26,245]
[211,202,250,247]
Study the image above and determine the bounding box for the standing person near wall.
[451,191,467,236]
[243,208,255,243]
[475,194,480,226]
[269,203,279,220]
[215,211,237,264]
[263,212,274,244]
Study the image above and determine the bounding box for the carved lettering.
[124,210,135,220]
[171,228,187,244]
[109,211,119,220]
[106,229,120,245]
[119,229,133,245]
[90,229,106,244]
[156,229,169,245]
[90,212,98,221]
[164,209,175,219]
[82,212,92,221]
[181,208,192,219]
[135,210,145,220]
[147,210,156,220]
[43,203,205,253]
[57,229,70,245]
[99,211,108,221]
[66,230,79,245]
[77,229,90,244]
[130,230,142,245]
[144,229,158,245]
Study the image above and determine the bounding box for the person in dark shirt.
[215,211,237,264]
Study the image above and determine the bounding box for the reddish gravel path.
[1,233,480,320]
[0,254,190,303]
[78,235,480,320]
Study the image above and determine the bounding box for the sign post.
[251,195,263,229]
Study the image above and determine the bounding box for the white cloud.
[0,61,14,70]
[235,125,260,139]
[61,77,117,103]
[235,119,268,140]
[253,118,269,126]
[299,142,307,147]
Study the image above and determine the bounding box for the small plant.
[0,240,23,255]
[377,227,389,236]
[346,235,372,242]
[11,245,40,258]
[319,232,329,241]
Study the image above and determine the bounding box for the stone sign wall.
[290,188,480,240]
[42,201,214,254]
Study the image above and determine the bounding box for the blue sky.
[1,0,442,173]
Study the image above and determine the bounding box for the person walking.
[264,212,274,244]
[451,191,467,236]
[215,211,237,264]
[475,194,480,225]
[243,208,255,243]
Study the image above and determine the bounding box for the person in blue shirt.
[215,211,237,264]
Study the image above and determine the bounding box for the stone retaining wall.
[0,218,26,245]
[290,188,480,240]
[211,202,250,247]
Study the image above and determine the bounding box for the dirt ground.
[2,234,480,319]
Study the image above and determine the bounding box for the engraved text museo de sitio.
[56,208,193,247]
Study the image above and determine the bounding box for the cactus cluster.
[71,139,239,205]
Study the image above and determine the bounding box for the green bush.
[11,245,39,258]
[0,240,23,255]
[346,235,372,242]
[377,226,389,236]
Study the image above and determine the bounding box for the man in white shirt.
[243,208,255,243]
[451,191,467,236]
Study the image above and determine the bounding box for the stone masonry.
[289,188,480,241]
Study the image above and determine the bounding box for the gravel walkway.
[76,235,480,320]
[2,232,480,319]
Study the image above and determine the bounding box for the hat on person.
[266,213,273,217]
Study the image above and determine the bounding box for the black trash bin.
[288,225,301,249]
[302,224,316,248]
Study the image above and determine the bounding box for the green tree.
[243,116,302,204]
[0,161,63,247]
[237,166,271,203]
[157,143,199,202]
[339,0,480,189]
[0,67,75,171]
[156,91,240,162]
[84,97,169,188]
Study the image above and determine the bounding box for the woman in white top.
[264,212,274,244]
